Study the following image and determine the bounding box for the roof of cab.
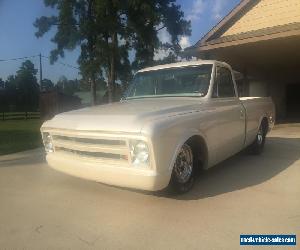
[137,60,230,73]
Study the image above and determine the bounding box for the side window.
[212,67,236,98]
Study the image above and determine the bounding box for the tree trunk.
[87,0,97,105]
[108,31,117,103]
[90,77,96,105]
[107,75,113,103]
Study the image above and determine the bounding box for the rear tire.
[250,122,266,155]
[168,143,196,194]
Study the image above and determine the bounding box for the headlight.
[42,132,54,153]
[129,140,149,166]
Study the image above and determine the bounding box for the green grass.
[0,119,43,155]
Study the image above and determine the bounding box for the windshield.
[125,64,213,99]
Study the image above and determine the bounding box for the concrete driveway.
[0,124,299,249]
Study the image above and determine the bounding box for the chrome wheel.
[248,122,267,155]
[257,126,263,145]
[174,144,193,183]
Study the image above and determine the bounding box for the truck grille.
[50,132,129,163]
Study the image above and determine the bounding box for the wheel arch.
[169,132,208,172]
[259,116,269,135]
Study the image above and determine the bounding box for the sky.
[0,0,240,83]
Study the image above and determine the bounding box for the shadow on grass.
[0,130,42,156]
[0,120,42,156]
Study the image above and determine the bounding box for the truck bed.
[240,96,275,146]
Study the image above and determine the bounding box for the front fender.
[149,125,211,176]
[167,130,208,172]
[142,111,216,174]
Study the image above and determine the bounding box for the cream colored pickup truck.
[41,60,275,193]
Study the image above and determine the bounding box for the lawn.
[0,119,43,155]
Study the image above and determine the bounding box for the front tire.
[169,143,195,193]
[250,123,266,154]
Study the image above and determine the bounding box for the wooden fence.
[1,112,40,121]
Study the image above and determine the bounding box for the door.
[212,66,245,163]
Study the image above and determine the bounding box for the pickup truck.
[41,60,275,193]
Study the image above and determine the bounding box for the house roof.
[185,0,300,54]
[196,0,257,47]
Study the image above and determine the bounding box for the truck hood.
[43,98,204,133]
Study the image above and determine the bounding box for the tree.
[15,60,40,111]
[0,62,40,112]
[34,0,191,104]
[56,76,80,96]
[4,75,18,110]
[5,75,17,91]
[0,78,6,112]
[0,78,4,89]
[41,78,54,91]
